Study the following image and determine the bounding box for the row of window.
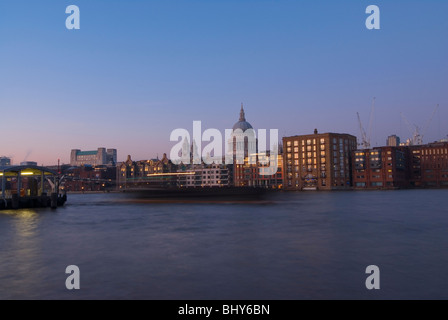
[422,148,448,155]
[286,179,348,187]
[356,182,383,187]
[286,138,355,147]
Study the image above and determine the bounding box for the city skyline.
[1,1,447,165]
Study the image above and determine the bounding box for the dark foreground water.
[1,189,447,300]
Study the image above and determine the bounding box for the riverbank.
[66,190,120,194]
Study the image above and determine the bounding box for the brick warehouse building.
[352,146,408,189]
[353,141,448,189]
[283,130,357,190]
[409,141,448,188]
[234,153,283,188]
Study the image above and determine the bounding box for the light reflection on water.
[0,189,448,299]
[0,209,46,298]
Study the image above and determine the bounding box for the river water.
[0,189,447,299]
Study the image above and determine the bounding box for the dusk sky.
[1,0,447,165]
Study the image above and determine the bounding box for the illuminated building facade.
[116,153,177,189]
[353,142,448,189]
[234,153,283,188]
[283,130,357,190]
[177,163,231,187]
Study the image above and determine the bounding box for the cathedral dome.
[232,104,253,132]
[233,121,253,131]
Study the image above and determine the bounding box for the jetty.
[0,165,66,210]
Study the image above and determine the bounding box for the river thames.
[0,189,447,299]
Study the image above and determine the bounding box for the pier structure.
[0,165,66,210]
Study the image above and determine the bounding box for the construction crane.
[421,104,439,143]
[400,113,419,145]
[400,104,438,145]
[357,97,375,149]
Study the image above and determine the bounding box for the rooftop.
[76,150,98,156]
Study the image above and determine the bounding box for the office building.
[0,157,11,166]
[177,163,231,188]
[387,135,400,147]
[70,148,117,166]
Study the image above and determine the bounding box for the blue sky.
[0,0,447,164]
